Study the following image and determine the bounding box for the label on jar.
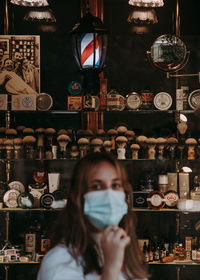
[25,233,36,253]
[147,190,166,209]
[126,92,141,110]
[107,94,125,111]
[164,191,179,207]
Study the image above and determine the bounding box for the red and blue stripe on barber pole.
[81,33,100,68]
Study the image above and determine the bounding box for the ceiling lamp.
[10,0,49,6]
[128,8,158,24]
[23,7,56,23]
[128,0,164,7]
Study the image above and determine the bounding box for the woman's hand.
[100,225,130,280]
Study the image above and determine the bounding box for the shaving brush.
[13,138,23,159]
[0,127,6,138]
[57,134,71,158]
[4,139,14,160]
[115,136,128,159]
[146,137,157,160]
[185,138,197,160]
[90,138,103,153]
[77,137,89,158]
[103,140,113,153]
[107,129,118,151]
[23,127,34,137]
[44,128,56,159]
[5,128,17,139]
[23,135,36,159]
[130,143,140,160]
[35,128,45,160]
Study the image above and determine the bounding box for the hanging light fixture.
[23,7,56,23]
[10,0,49,6]
[10,0,56,25]
[128,8,158,33]
[128,0,164,7]
[70,6,108,94]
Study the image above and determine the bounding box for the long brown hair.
[50,152,149,279]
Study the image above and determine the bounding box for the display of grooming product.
[12,94,36,110]
[164,191,179,208]
[167,173,178,192]
[33,168,48,184]
[17,192,34,209]
[48,173,60,193]
[8,181,25,193]
[179,172,189,199]
[126,92,142,110]
[147,190,166,210]
[40,192,55,209]
[132,191,148,208]
[36,93,53,111]
[3,189,20,208]
[0,94,8,110]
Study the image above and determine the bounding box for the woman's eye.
[90,184,103,190]
[112,183,122,189]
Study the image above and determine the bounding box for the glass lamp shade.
[128,0,164,7]
[71,12,108,72]
[24,7,56,23]
[127,8,158,24]
[10,0,49,6]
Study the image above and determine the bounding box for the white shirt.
[37,244,128,280]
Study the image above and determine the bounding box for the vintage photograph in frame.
[0,35,40,95]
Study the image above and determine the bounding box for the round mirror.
[147,34,189,72]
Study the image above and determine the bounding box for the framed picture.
[0,35,40,95]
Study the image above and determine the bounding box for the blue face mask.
[84,189,128,229]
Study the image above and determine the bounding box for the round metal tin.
[3,189,20,208]
[164,191,179,208]
[147,190,166,210]
[17,192,34,209]
[126,92,142,110]
[67,81,82,96]
[8,181,25,193]
[188,89,200,110]
[40,192,55,209]
[36,93,53,111]
[153,92,172,111]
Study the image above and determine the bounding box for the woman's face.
[4,59,14,71]
[87,161,124,193]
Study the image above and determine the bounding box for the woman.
[37,152,149,280]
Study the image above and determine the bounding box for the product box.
[0,94,8,110]
[67,96,82,111]
[132,191,148,208]
[11,94,36,110]
[99,78,107,110]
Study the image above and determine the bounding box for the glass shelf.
[149,261,200,266]
[0,261,40,265]
[133,208,200,213]
[0,208,62,212]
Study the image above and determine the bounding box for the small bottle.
[192,237,198,261]
[190,175,200,201]
[143,241,149,263]
[153,244,160,261]
[148,241,154,262]
[25,223,37,254]
[40,227,51,254]
[174,243,186,260]
[159,241,166,260]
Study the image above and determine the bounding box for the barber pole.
[81,33,100,68]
